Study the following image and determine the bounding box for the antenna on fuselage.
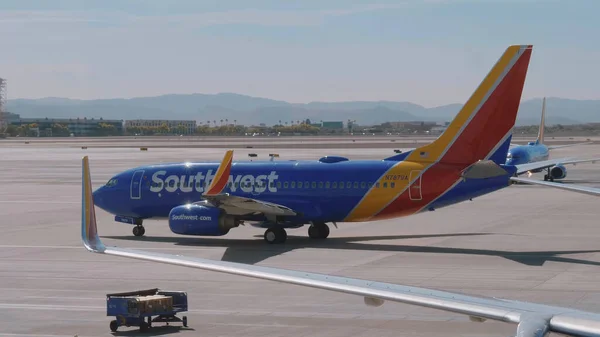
[537,97,546,145]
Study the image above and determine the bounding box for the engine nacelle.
[168,204,239,236]
[550,164,567,179]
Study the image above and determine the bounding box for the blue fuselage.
[92,158,518,225]
[506,142,549,167]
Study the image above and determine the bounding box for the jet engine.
[549,164,567,180]
[168,204,239,236]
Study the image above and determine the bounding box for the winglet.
[204,150,234,196]
[81,156,105,253]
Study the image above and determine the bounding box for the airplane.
[507,96,598,181]
[81,155,600,337]
[89,44,595,245]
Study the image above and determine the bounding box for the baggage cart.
[106,288,188,332]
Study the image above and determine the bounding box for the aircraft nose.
[92,187,107,210]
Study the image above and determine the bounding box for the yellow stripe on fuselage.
[405,45,521,163]
[345,161,426,221]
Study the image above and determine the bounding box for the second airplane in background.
[90,44,599,244]
[507,97,598,181]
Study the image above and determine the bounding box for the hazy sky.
[1,0,599,107]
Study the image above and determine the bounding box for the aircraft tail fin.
[204,150,233,196]
[536,97,546,145]
[81,156,105,253]
[407,45,533,166]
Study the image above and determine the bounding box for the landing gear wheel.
[139,321,149,332]
[109,320,118,332]
[308,223,330,239]
[264,227,287,244]
[132,225,145,237]
[182,316,188,327]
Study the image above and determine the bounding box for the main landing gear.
[264,227,287,244]
[308,222,330,240]
[262,222,331,244]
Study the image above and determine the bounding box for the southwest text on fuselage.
[149,170,280,193]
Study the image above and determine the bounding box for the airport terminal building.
[8,116,124,136]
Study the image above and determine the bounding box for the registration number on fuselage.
[384,174,409,181]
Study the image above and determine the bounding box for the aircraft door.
[409,170,422,201]
[130,170,145,200]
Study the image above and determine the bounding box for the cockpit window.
[506,153,512,158]
[105,179,118,187]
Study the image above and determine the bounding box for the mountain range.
[6,93,600,126]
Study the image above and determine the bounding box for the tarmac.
[1,137,600,337]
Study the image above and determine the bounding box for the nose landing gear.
[133,225,145,237]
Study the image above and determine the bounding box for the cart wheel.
[109,320,118,332]
[183,316,188,327]
[140,321,149,332]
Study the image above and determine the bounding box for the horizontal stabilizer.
[461,160,509,179]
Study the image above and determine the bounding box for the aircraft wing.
[199,194,296,216]
[198,150,297,217]
[548,142,594,150]
[81,155,600,337]
[515,157,600,175]
[511,177,600,197]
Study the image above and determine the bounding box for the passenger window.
[361,182,366,189]
[383,182,388,188]
[291,181,296,188]
[368,182,373,188]
[391,182,395,188]
[277,181,282,188]
[196,182,201,188]
[346,182,351,188]
[353,182,358,189]
[305,181,309,188]
[169,180,175,187]
[325,181,330,189]
[284,182,289,188]
[339,182,344,189]
[270,182,275,188]
[332,182,337,188]
[376,182,380,188]
[311,182,316,189]
[318,182,323,189]
[298,182,303,188]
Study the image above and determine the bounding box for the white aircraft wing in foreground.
[81,156,600,337]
